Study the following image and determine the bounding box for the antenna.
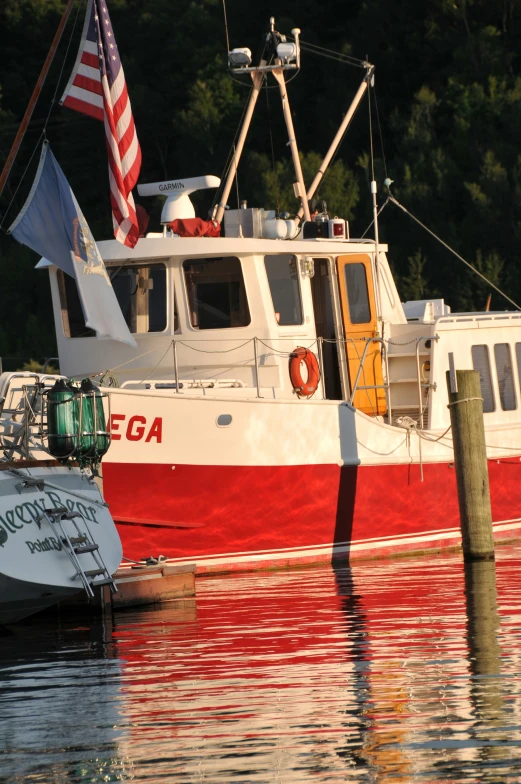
[220,18,309,223]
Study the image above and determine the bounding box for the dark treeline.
[1,0,521,363]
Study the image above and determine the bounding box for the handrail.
[415,335,439,429]
[348,337,392,423]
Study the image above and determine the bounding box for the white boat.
[14,17,521,574]
[0,372,122,623]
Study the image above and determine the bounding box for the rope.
[417,425,452,443]
[137,342,174,385]
[176,339,254,354]
[447,397,483,407]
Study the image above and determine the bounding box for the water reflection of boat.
[0,372,122,624]
[2,550,520,780]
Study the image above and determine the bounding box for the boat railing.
[415,335,439,429]
[0,373,62,459]
[347,337,392,422]
[112,336,439,422]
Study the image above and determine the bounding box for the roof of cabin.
[96,236,387,262]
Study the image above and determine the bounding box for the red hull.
[103,458,521,572]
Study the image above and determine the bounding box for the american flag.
[60,0,142,248]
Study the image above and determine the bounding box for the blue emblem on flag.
[9,141,136,347]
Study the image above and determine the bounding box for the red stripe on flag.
[62,95,104,122]
[81,51,100,70]
[73,74,104,96]
[61,0,142,248]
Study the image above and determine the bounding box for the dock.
[60,561,196,613]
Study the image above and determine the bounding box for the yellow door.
[336,254,386,415]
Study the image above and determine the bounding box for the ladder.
[40,506,118,599]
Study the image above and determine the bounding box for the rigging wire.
[233,143,241,210]
[387,192,521,311]
[42,0,83,137]
[373,85,388,181]
[265,85,280,214]
[0,133,44,232]
[0,0,82,231]
[290,37,367,68]
[368,75,375,183]
[210,83,257,213]
[221,0,231,54]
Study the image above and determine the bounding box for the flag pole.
[0,0,76,200]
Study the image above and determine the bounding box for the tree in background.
[1,0,521,362]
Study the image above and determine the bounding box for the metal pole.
[416,338,425,429]
[0,0,76,199]
[253,337,261,398]
[296,70,372,220]
[317,337,326,399]
[371,180,383,321]
[382,342,392,425]
[215,67,265,223]
[271,67,310,221]
[172,340,180,393]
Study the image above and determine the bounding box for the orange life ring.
[289,347,320,397]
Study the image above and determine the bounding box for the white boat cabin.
[45,205,521,433]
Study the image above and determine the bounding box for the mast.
[215,67,265,224]
[272,61,310,222]
[219,18,309,223]
[0,0,76,200]
[296,64,374,221]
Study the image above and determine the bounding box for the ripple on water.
[1,547,521,782]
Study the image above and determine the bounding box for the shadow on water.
[464,559,509,773]
[331,565,372,773]
[332,466,358,565]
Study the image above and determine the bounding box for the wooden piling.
[446,369,495,560]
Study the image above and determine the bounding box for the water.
[1,546,521,783]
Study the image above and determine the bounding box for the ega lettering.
[109,414,162,443]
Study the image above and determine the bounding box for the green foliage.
[245,151,359,219]
[2,0,521,363]
[19,358,58,374]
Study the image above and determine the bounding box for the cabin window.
[344,263,371,324]
[173,292,180,333]
[264,255,303,325]
[515,344,521,390]
[494,343,516,411]
[57,270,95,338]
[471,345,495,412]
[183,257,250,330]
[109,264,167,333]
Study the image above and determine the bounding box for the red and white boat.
[43,20,521,573]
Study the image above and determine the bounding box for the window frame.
[264,254,304,327]
[105,260,169,336]
[182,255,251,331]
[343,262,372,325]
[493,342,517,411]
[471,344,496,413]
